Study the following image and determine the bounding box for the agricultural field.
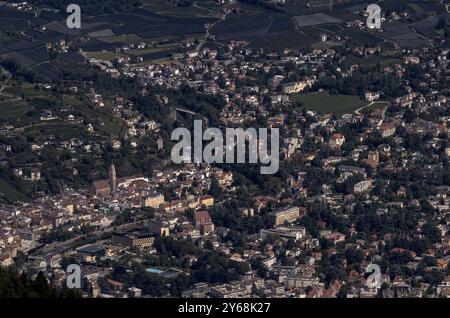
[0,99,30,120]
[268,14,296,33]
[390,32,430,49]
[209,0,437,50]
[87,46,181,63]
[98,34,144,44]
[212,13,272,38]
[246,30,314,50]
[413,1,447,14]
[126,45,178,57]
[78,103,125,138]
[2,86,46,98]
[293,13,342,27]
[138,49,179,61]
[0,84,54,121]
[211,10,318,50]
[338,28,385,46]
[408,3,427,15]
[23,122,87,140]
[315,24,343,33]
[143,0,222,18]
[411,16,441,38]
[310,41,339,50]
[99,117,125,137]
[340,55,401,69]
[302,26,330,38]
[85,51,123,62]
[378,41,399,51]
[0,0,445,70]
[293,91,369,115]
[281,0,333,16]
[69,7,216,54]
[1,0,443,66]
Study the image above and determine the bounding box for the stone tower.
[157,135,164,151]
[110,163,117,193]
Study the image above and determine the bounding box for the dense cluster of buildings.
[0,2,449,298]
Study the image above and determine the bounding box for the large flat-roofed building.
[76,245,105,262]
[112,231,155,248]
[143,193,165,208]
[285,276,321,290]
[209,284,250,298]
[282,79,314,94]
[273,207,300,226]
[260,226,306,241]
[354,180,373,193]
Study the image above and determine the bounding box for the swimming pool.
[145,267,164,274]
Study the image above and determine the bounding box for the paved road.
[355,101,389,116]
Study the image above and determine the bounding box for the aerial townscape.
[0,0,449,300]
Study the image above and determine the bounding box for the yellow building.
[65,204,75,214]
[282,79,314,94]
[200,195,214,207]
[143,193,165,208]
[112,232,155,248]
[273,207,300,226]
